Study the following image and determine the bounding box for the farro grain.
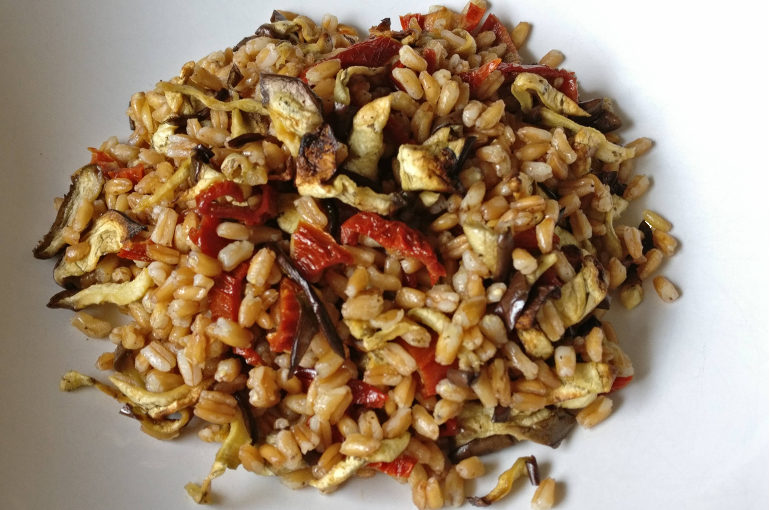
[653,276,680,302]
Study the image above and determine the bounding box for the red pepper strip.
[611,375,633,392]
[88,148,145,184]
[439,417,459,437]
[479,14,518,58]
[196,181,277,226]
[422,48,438,74]
[291,221,354,281]
[233,347,265,367]
[461,2,486,32]
[340,212,446,285]
[399,13,425,30]
[368,455,418,479]
[333,36,403,68]
[513,227,560,254]
[348,379,388,409]
[189,215,230,257]
[497,63,579,102]
[209,261,250,322]
[267,278,301,353]
[117,239,153,262]
[458,58,501,91]
[400,342,451,398]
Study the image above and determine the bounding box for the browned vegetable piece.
[467,456,536,506]
[576,97,623,133]
[494,272,529,331]
[454,402,575,449]
[48,269,154,310]
[296,124,339,188]
[259,73,324,156]
[450,434,517,463]
[33,165,104,259]
[396,127,467,192]
[53,211,145,286]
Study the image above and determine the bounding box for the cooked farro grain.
[653,275,680,302]
[35,3,679,507]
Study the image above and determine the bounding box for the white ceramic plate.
[0,1,767,509]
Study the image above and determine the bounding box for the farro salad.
[34,2,679,508]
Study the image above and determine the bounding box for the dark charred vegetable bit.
[561,244,584,272]
[196,181,277,226]
[234,390,259,445]
[209,261,249,322]
[525,456,540,486]
[267,277,302,353]
[322,199,340,240]
[479,14,520,63]
[492,231,515,282]
[564,315,602,339]
[225,133,263,149]
[272,245,345,358]
[113,345,133,372]
[348,379,388,408]
[162,108,212,129]
[334,36,403,68]
[492,405,511,423]
[400,341,450,398]
[494,271,529,331]
[189,215,230,257]
[467,456,534,507]
[289,292,317,372]
[54,211,146,286]
[368,454,417,479]
[296,124,339,188]
[459,58,501,92]
[291,221,354,281]
[638,220,654,253]
[498,63,579,102]
[576,97,623,133]
[515,267,563,330]
[341,212,446,285]
[446,368,473,387]
[451,435,517,463]
[595,169,626,196]
[259,73,324,156]
[293,366,317,392]
[34,165,105,259]
[422,48,438,74]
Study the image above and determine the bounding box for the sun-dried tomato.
[196,181,277,226]
[340,212,446,285]
[368,455,418,479]
[461,2,486,31]
[399,342,451,398]
[117,239,153,262]
[348,379,388,408]
[399,13,425,30]
[209,261,250,322]
[267,278,301,353]
[291,221,353,281]
[332,35,403,68]
[233,347,265,367]
[189,214,230,257]
[458,58,501,91]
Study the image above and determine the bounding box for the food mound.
[34,2,679,508]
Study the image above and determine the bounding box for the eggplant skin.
[53,210,146,286]
[33,165,105,259]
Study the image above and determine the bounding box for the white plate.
[0,1,767,509]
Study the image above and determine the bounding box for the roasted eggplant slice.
[259,73,324,156]
[345,95,391,180]
[48,268,154,310]
[454,402,575,449]
[549,362,613,405]
[53,211,145,286]
[552,254,608,328]
[396,127,467,192]
[33,165,104,259]
[296,124,339,188]
[297,174,396,216]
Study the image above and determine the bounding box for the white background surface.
[0,1,767,509]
